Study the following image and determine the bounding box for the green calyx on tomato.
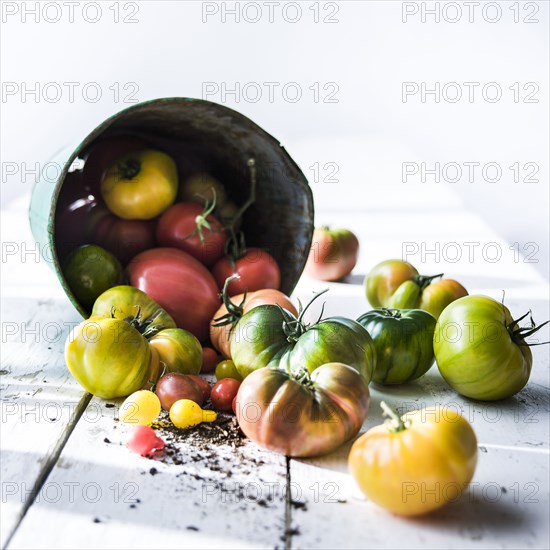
[230,289,376,382]
[236,362,370,457]
[91,286,176,338]
[357,308,436,385]
[434,295,549,401]
[365,259,468,318]
[211,275,247,329]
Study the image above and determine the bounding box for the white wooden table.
[1,187,549,549]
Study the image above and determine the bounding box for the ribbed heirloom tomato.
[365,259,467,318]
[65,316,158,399]
[236,362,370,457]
[434,295,548,400]
[349,403,478,516]
[100,149,178,220]
[210,284,298,359]
[91,286,176,335]
[357,308,436,384]
[305,226,359,281]
[230,292,376,382]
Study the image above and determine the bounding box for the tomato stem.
[224,158,257,261]
[117,158,141,180]
[291,366,316,391]
[381,308,402,318]
[414,273,444,291]
[212,275,247,328]
[380,401,408,432]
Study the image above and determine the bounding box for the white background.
[1,0,548,276]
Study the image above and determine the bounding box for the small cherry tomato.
[201,347,219,373]
[120,390,161,425]
[215,360,243,381]
[211,378,241,412]
[155,373,204,411]
[169,399,217,429]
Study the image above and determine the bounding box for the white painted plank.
[0,298,88,548]
[288,447,550,550]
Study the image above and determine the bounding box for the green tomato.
[65,316,154,399]
[365,260,418,308]
[215,359,243,381]
[230,304,376,382]
[365,259,467,318]
[63,244,123,312]
[91,285,176,337]
[434,295,540,401]
[149,328,202,375]
[357,309,436,384]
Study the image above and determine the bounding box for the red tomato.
[91,207,156,266]
[212,248,280,295]
[305,227,359,281]
[211,378,241,412]
[201,347,219,373]
[127,248,220,341]
[156,202,228,267]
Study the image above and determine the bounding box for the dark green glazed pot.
[29,97,314,317]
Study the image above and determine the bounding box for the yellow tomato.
[169,399,216,429]
[100,149,178,220]
[348,402,477,516]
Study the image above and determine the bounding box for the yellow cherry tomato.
[349,402,477,516]
[100,149,178,220]
[120,390,161,425]
[169,399,217,429]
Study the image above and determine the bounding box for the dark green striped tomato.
[357,309,436,385]
[63,244,123,312]
[434,296,547,401]
[235,362,370,457]
[230,303,376,382]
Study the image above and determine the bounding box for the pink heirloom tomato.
[305,226,359,281]
[235,362,370,457]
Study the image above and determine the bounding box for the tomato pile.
[60,146,281,343]
[60,142,548,519]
